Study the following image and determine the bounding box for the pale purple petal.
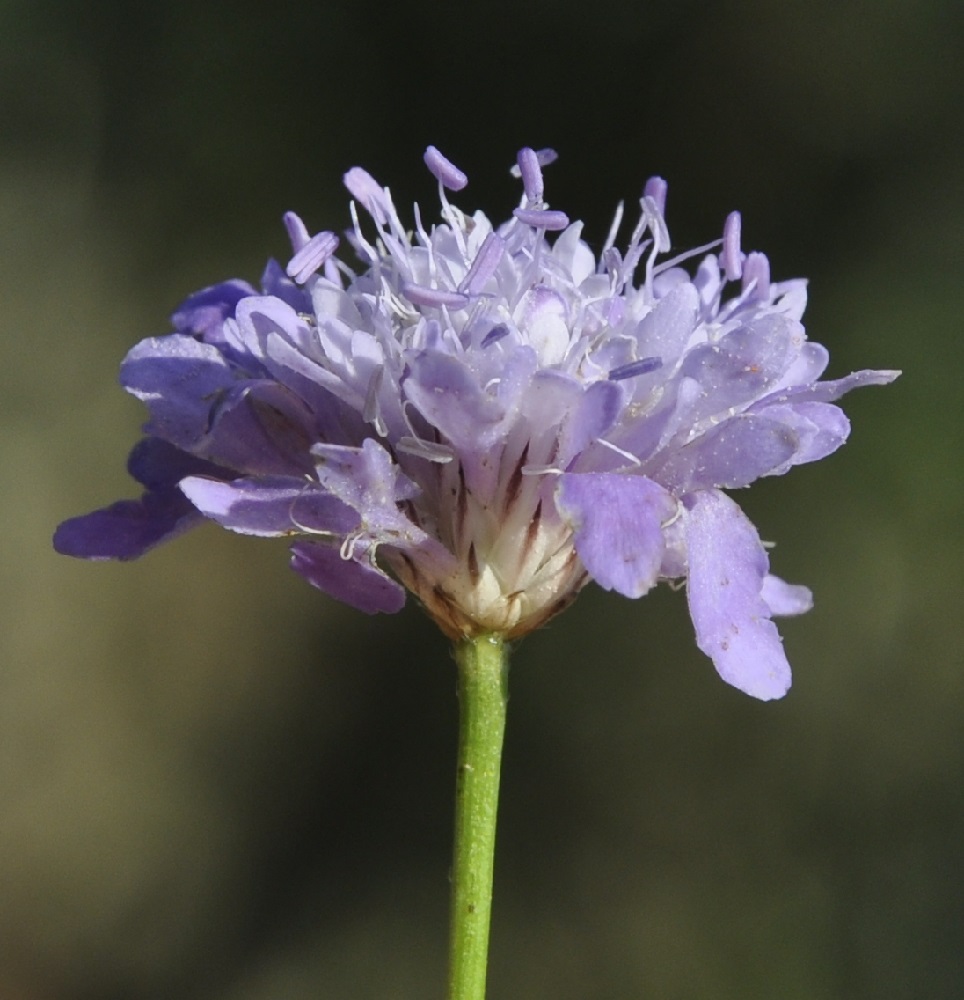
[684,490,792,700]
[403,350,506,450]
[650,414,799,490]
[756,368,901,407]
[312,438,426,547]
[751,401,851,470]
[679,315,803,420]
[555,473,677,598]
[291,540,405,614]
[761,575,813,616]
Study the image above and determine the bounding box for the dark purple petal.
[120,335,237,449]
[555,473,676,598]
[290,540,406,614]
[259,258,312,314]
[198,380,317,475]
[170,280,256,340]
[54,439,234,561]
[179,475,358,537]
[127,436,228,489]
[53,490,202,561]
[684,489,792,700]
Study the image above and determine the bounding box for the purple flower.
[54,147,899,699]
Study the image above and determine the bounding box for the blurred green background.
[1,0,962,997]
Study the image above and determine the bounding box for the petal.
[53,491,202,560]
[756,368,900,407]
[403,350,505,450]
[120,335,236,449]
[127,437,227,490]
[290,540,405,614]
[761,575,813,617]
[179,475,358,537]
[650,414,800,490]
[750,401,851,471]
[170,279,256,340]
[555,473,677,598]
[312,438,426,547]
[679,314,804,421]
[198,380,317,475]
[54,439,226,560]
[684,490,793,700]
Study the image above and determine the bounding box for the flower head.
[55,146,898,699]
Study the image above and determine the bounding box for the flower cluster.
[55,146,898,699]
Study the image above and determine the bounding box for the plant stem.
[447,633,509,1000]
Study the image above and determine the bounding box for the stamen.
[608,357,663,380]
[362,367,387,436]
[343,167,389,225]
[742,252,771,300]
[286,231,340,284]
[347,200,379,263]
[722,211,743,281]
[513,208,570,231]
[458,233,505,295]
[423,145,468,192]
[520,464,563,476]
[283,211,311,253]
[595,438,641,467]
[643,176,668,217]
[516,147,543,204]
[653,238,722,275]
[509,148,558,177]
[402,283,470,309]
[599,201,625,264]
[640,195,671,253]
[396,436,455,463]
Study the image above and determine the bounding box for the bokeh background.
[2,1,962,997]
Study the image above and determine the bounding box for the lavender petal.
[684,489,793,700]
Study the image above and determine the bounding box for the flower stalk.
[448,633,509,1000]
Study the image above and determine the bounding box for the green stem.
[448,633,509,1000]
